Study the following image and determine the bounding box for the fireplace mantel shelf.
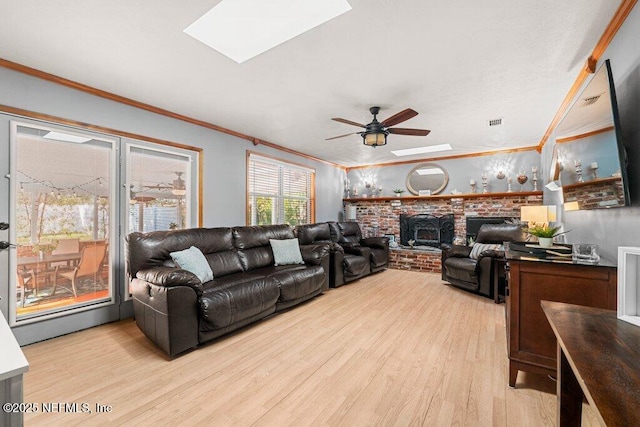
[344,190,542,202]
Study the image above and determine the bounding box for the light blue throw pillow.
[270,238,304,266]
[170,246,214,283]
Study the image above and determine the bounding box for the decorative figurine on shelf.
[507,176,513,193]
[352,187,359,197]
[591,162,599,180]
[408,239,415,249]
[344,179,351,198]
[469,179,476,194]
[517,169,528,191]
[481,173,489,193]
[532,165,539,191]
[574,160,584,182]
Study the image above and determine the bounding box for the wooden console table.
[542,301,640,426]
[504,243,617,387]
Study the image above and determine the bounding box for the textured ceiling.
[0,0,623,167]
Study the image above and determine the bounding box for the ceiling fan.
[327,106,430,147]
[143,172,186,196]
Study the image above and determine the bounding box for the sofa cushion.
[199,276,280,331]
[476,223,527,244]
[126,227,236,279]
[369,247,388,268]
[295,222,332,244]
[270,238,304,266]
[269,265,325,302]
[234,225,295,271]
[170,246,214,283]
[469,243,501,260]
[330,221,362,245]
[444,257,478,283]
[343,254,369,277]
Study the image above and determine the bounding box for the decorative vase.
[538,237,553,248]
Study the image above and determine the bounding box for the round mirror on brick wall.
[406,163,448,195]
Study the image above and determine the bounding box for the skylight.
[390,144,453,157]
[184,0,352,64]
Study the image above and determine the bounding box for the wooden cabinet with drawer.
[504,245,617,387]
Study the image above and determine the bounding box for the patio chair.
[53,243,107,297]
[50,238,80,266]
[17,268,37,307]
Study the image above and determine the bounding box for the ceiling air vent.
[580,94,602,107]
[487,118,503,127]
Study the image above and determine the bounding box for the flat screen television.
[552,59,630,210]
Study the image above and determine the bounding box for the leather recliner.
[328,222,390,285]
[441,223,526,298]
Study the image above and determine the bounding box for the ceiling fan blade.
[388,127,431,136]
[325,132,359,141]
[332,118,366,128]
[381,108,418,127]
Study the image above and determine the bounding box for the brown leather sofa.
[125,224,330,357]
[294,221,390,287]
[441,223,526,298]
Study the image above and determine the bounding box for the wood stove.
[399,214,454,248]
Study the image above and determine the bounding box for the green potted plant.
[524,224,564,248]
[31,242,58,259]
[392,188,405,197]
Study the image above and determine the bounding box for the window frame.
[246,151,316,226]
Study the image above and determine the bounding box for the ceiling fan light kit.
[362,131,388,147]
[328,106,430,148]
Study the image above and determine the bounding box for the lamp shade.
[521,205,557,224]
[564,201,580,211]
[345,205,357,221]
[362,131,387,147]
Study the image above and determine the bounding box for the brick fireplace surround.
[344,192,542,273]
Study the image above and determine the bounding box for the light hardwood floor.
[22,269,602,426]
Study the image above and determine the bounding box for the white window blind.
[248,153,315,226]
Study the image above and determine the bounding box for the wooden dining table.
[18,252,81,268]
[17,252,81,297]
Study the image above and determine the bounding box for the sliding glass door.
[4,118,200,342]
[9,121,117,325]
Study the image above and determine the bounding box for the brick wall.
[347,194,543,240]
[347,194,542,272]
[563,178,624,209]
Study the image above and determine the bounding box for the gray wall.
[0,67,346,225]
[348,150,541,196]
[0,66,345,336]
[543,4,640,262]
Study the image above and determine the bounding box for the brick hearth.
[389,247,442,273]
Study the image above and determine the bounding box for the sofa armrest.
[130,278,200,357]
[299,243,331,266]
[343,245,372,257]
[360,237,389,250]
[441,244,472,259]
[477,249,505,261]
[136,267,204,296]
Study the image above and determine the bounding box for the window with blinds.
[247,153,315,226]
